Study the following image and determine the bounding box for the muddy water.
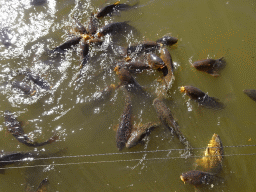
[0,0,256,191]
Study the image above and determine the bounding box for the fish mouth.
[180,175,186,184]
[180,86,185,92]
[81,34,91,41]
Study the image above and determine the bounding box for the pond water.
[0,0,256,191]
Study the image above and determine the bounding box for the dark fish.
[12,81,36,96]
[0,151,34,168]
[80,38,90,69]
[153,98,192,150]
[114,65,145,93]
[192,57,225,76]
[196,134,224,174]
[126,122,159,148]
[119,61,150,73]
[88,38,104,46]
[243,89,256,102]
[4,110,58,147]
[72,17,87,34]
[95,1,137,18]
[160,47,175,89]
[86,13,98,35]
[26,72,52,90]
[97,21,134,37]
[156,35,178,46]
[127,41,160,56]
[30,0,47,6]
[116,91,132,150]
[35,178,49,192]
[180,85,224,109]
[0,28,12,48]
[51,36,82,53]
[180,170,217,185]
[147,53,165,70]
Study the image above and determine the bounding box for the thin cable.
[0,152,256,170]
[1,144,256,164]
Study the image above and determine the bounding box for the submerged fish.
[192,57,225,76]
[180,85,224,109]
[116,91,132,150]
[86,13,98,35]
[243,89,256,102]
[35,178,49,192]
[156,35,178,46]
[196,134,224,173]
[180,170,218,186]
[126,122,159,148]
[30,0,47,6]
[127,41,160,56]
[97,21,134,37]
[95,1,138,18]
[153,98,192,150]
[51,36,82,53]
[4,111,58,147]
[160,47,175,90]
[12,81,36,96]
[0,151,34,168]
[80,38,90,69]
[26,71,52,90]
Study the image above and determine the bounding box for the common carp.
[126,122,159,148]
[114,64,145,93]
[160,47,175,90]
[0,151,34,168]
[153,98,192,150]
[86,13,98,35]
[95,1,138,18]
[243,89,256,102]
[180,85,224,109]
[26,71,52,90]
[147,53,168,76]
[97,21,134,37]
[192,57,225,77]
[4,111,58,147]
[72,17,87,34]
[51,36,82,53]
[117,61,150,73]
[126,41,160,56]
[180,170,217,185]
[116,91,132,150]
[80,38,90,69]
[156,35,178,46]
[196,134,224,173]
[12,81,36,96]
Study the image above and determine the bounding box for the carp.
[192,57,225,77]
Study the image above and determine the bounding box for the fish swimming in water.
[156,35,178,46]
[153,98,192,151]
[127,41,160,56]
[51,36,82,53]
[160,47,175,90]
[180,170,218,186]
[79,38,90,69]
[4,111,58,147]
[196,134,224,173]
[97,21,135,38]
[25,71,52,90]
[192,57,225,77]
[95,1,138,18]
[243,89,256,102]
[86,13,98,35]
[116,90,132,150]
[180,85,224,109]
[12,81,36,96]
[126,122,159,148]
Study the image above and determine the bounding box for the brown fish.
[180,170,217,185]
[79,38,90,69]
[243,89,256,102]
[196,134,224,173]
[86,13,98,35]
[116,91,132,150]
[12,81,36,96]
[26,71,52,90]
[192,57,225,76]
[160,47,175,90]
[35,178,49,192]
[71,17,87,34]
[153,98,192,150]
[51,36,82,53]
[156,35,178,46]
[127,41,160,56]
[97,21,134,37]
[4,111,58,147]
[180,85,224,109]
[126,122,159,148]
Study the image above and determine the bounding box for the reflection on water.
[0,0,256,191]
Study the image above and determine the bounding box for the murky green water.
[0,0,256,191]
